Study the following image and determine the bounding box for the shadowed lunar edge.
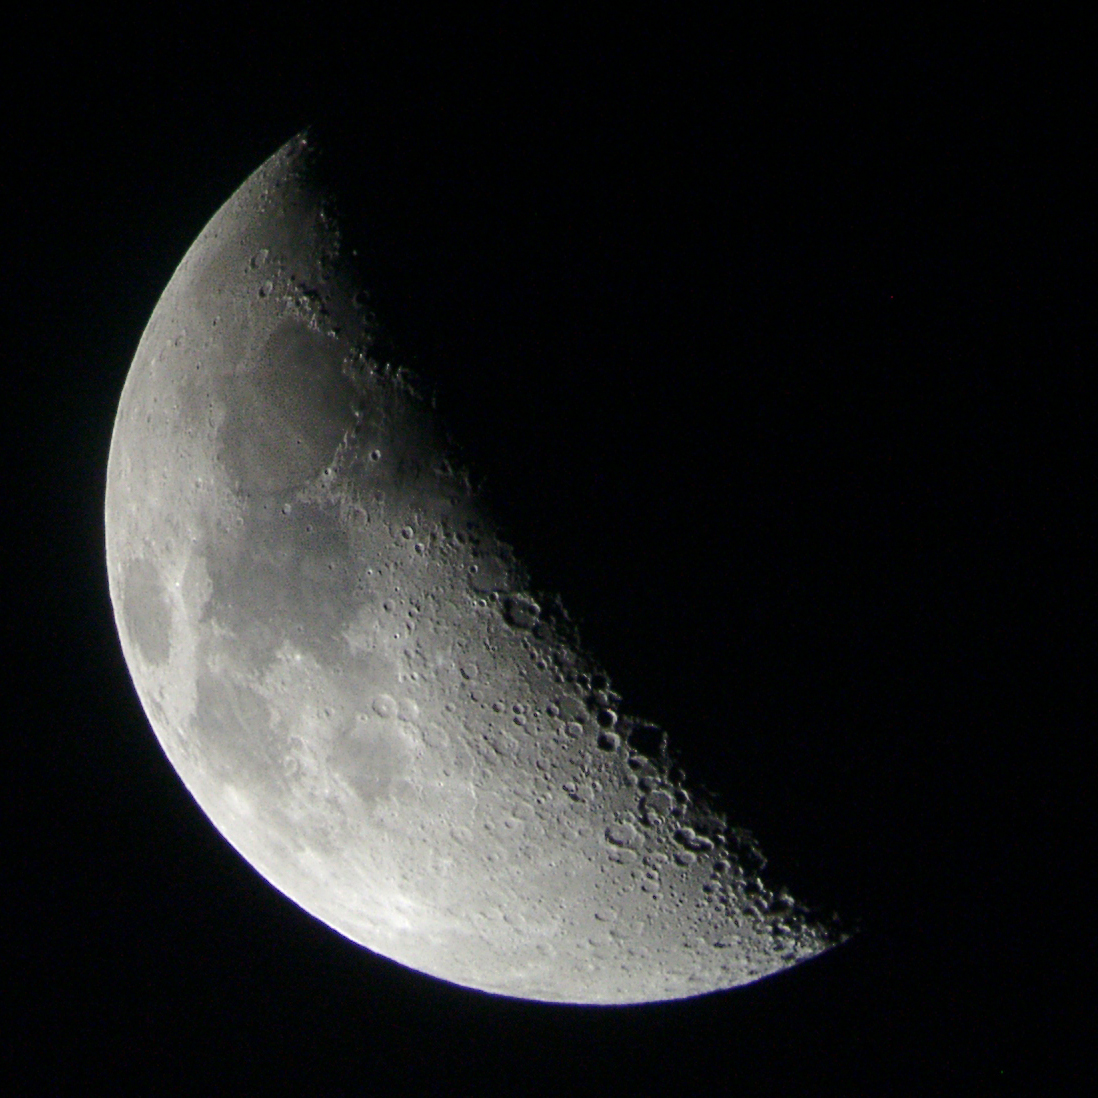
[105,133,844,1004]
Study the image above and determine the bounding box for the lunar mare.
[106,133,840,1003]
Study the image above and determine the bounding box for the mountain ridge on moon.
[105,132,845,1004]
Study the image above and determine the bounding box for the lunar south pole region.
[105,133,844,1004]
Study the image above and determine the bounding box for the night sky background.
[5,9,1089,1092]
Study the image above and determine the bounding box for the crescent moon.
[105,133,842,1003]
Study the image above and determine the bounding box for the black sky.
[5,9,1089,1092]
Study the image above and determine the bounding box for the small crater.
[604,823,639,848]
[372,694,398,718]
[674,827,715,853]
[608,848,638,865]
[503,595,540,629]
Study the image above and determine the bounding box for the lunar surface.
[105,133,842,1003]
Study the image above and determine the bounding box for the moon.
[105,133,842,1003]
